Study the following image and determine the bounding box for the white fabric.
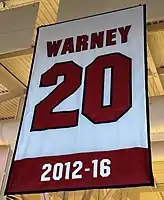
[15,6,148,160]
[0,146,10,188]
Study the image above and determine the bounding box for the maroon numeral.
[31,53,132,131]
[31,61,82,131]
[82,53,132,123]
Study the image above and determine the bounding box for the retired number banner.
[5,5,154,195]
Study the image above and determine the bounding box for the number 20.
[31,53,132,131]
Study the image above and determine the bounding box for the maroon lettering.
[61,37,74,55]
[31,61,82,131]
[106,29,117,46]
[46,25,132,57]
[47,40,62,57]
[82,53,131,124]
[118,25,131,43]
[76,35,88,52]
[90,31,104,49]
[31,52,132,131]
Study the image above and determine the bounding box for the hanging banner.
[5,5,154,195]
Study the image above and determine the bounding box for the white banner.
[5,5,154,195]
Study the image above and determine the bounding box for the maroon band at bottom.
[6,147,153,194]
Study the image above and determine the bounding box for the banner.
[5,5,154,195]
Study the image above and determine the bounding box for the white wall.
[0,119,19,150]
[0,146,10,196]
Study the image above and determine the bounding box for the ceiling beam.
[157,192,164,200]
[63,192,69,200]
[147,45,164,95]
[40,193,49,200]
[147,21,164,32]
[124,184,164,193]
[127,190,140,200]
[0,63,27,88]
[0,66,25,91]
[151,132,164,142]
[81,190,93,200]
[157,67,164,75]
[0,89,26,104]
[149,68,164,76]
[20,194,28,200]
[0,47,33,60]
[102,189,117,200]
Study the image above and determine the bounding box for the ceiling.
[0,0,164,199]
[0,0,59,120]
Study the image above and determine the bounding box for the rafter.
[102,189,116,200]
[63,192,69,200]
[20,194,28,200]
[125,184,164,193]
[81,190,93,200]
[0,89,26,104]
[40,193,49,200]
[0,47,33,60]
[158,192,164,200]
[147,21,164,32]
